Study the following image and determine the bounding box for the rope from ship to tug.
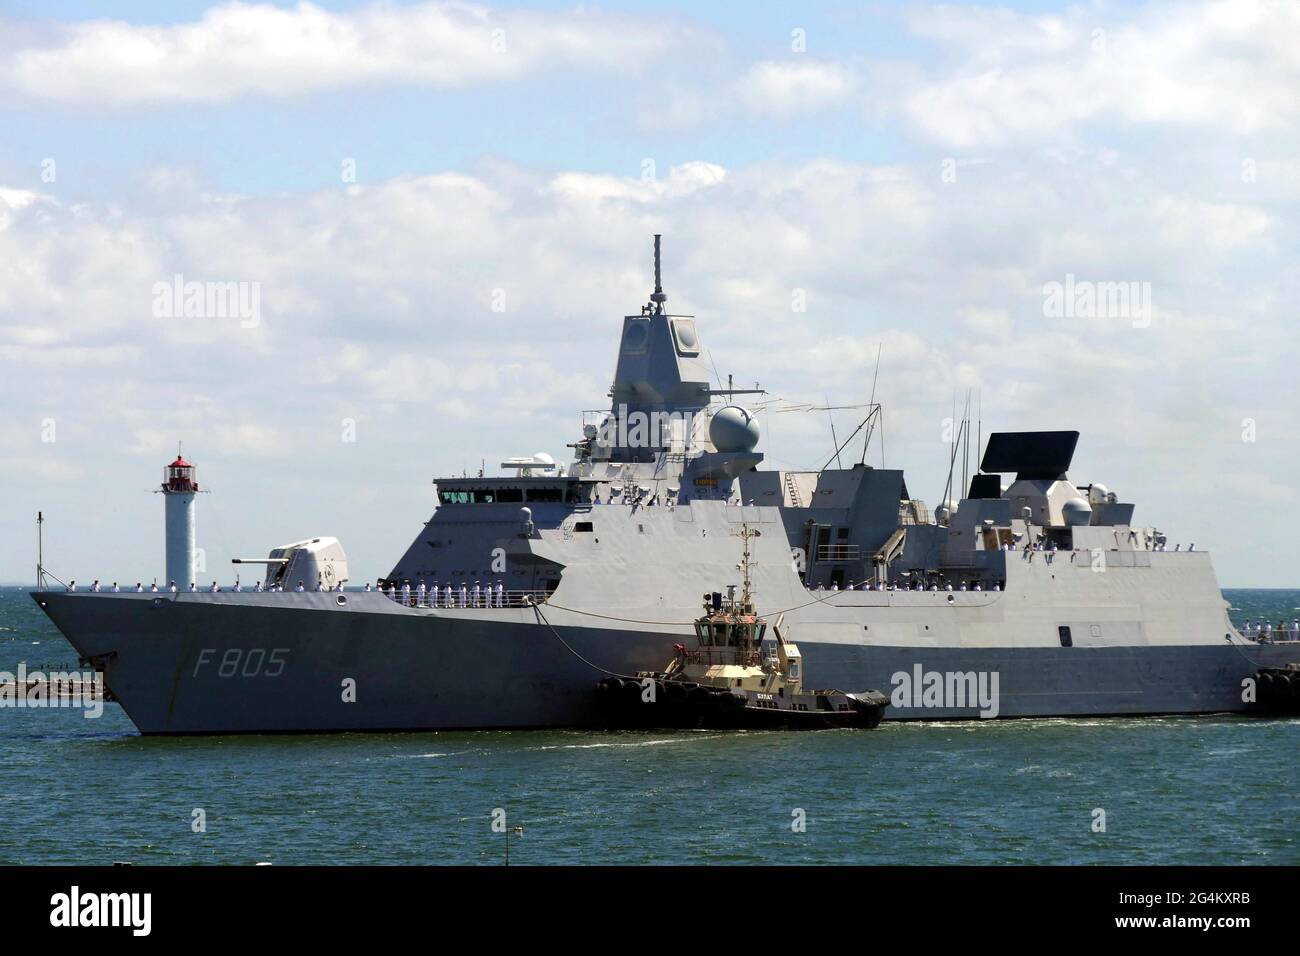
[530,592,868,692]
[528,586,883,679]
[529,602,634,678]
[535,579,918,629]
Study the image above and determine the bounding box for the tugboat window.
[1058,625,1073,647]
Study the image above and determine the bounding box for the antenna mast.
[736,519,758,611]
[650,234,667,313]
[36,511,45,589]
[859,343,884,465]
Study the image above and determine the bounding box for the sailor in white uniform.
[111,582,120,592]
[254,581,264,593]
[417,580,427,606]
[495,581,505,607]
[134,583,144,593]
[91,580,101,592]
[459,583,468,607]
[363,582,371,592]
[67,580,77,592]
[295,581,306,593]
[150,583,159,593]
[233,580,243,592]
[472,582,482,608]
[169,582,178,593]
[188,582,197,592]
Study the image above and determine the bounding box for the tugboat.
[595,525,889,730]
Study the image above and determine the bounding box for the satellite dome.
[709,405,760,453]
[1063,497,1093,526]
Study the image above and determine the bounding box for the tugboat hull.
[594,676,888,730]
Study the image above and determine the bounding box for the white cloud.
[901,0,1300,147]
[737,59,858,118]
[1154,196,1273,253]
[1,1,701,105]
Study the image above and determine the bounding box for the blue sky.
[1,0,1297,586]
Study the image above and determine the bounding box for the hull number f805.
[193,648,290,678]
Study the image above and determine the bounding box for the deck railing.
[1246,628,1300,643]
[816,544,861,562]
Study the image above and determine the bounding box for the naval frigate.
[32,238,1300,733]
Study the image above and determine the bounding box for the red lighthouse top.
[162,450,199,493]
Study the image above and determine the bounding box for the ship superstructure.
[30,238,1300,733]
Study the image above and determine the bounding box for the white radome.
[1063,497,1093,526]
[709,405,760,453]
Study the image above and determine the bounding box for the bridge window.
[1058,625,1073,647]
[527,487,563,503]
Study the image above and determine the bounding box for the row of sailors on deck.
[64,579,342,593]
[594,491,674,508]
[1010,541,1193,553]
[63,579,504,603]
[1242,620,1300,641]
[812,579,1002,592]
[1012,540,1193,553]
[376,580,507,607]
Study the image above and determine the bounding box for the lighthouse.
[160,450,199,587]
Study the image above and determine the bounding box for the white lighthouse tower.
[160,449,199,587]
